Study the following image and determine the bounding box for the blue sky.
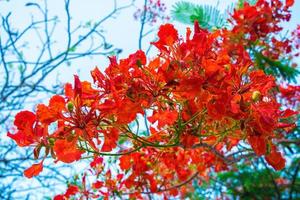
[1,0,299,84]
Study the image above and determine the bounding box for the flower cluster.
[8,0,298,199]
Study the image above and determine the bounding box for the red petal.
[90,156,103,168]
[7,131,34,147]
[154,23,178,47]
[14,111,36,130]
[37,95,65,124]
[91,67,106,86]
[49,95,66,112]
[92,181,104,189]
[148,110,178,128]
[24,162,43,178]
[119,155,132,171]
[281,109,298,118]
[74,75,82,97]
[64,83,74,99]
[248,135,266,156]
[53,140,84,163]
[286,0,294,7]
[128,50,146,66]
[36,104,56,124]
[265,148,286,170]
[53,195,65,200]
[65,185,79,198]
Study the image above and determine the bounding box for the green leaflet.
[171,1,233,30]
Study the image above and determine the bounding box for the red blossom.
[53,139,84,163]
[152,23,178,49]
[7,0,299,198]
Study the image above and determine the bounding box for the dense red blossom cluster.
[8,0,299,199]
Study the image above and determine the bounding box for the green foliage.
[171,0,258,30]
[217,165,281,199]
[68,46,77,52]
[188,163,300,199]
[171,1,231,30]
[237,0,257,8]
[253,51,299,83]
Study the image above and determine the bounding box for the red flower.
[8,1,300,195]
[7,111,41,147]
[152,23,178,50]
[119,154,133,171]
[53,139,84,163]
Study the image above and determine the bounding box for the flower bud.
[252,91,261,102]
[67,101,74,112]
[224,64,230,71]
[146,161,152,167]
[48,138,55,146]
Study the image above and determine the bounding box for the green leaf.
[254,51,299,82]
[18,64,24,73]
[68,46,76,52]
[171,1,232,30]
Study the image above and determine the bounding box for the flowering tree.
[171,0,300,199]
[0,0,134,199]
[8,0,299,199]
